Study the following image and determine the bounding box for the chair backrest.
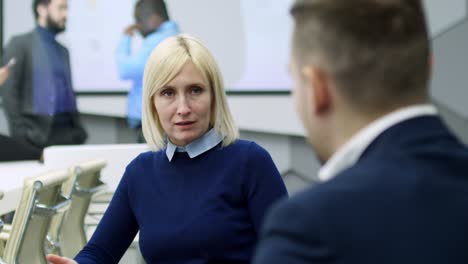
[43,144,148,191]
[49,159,107,258]
[2,169,72,264]
[46,168,77,256]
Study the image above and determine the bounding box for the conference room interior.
[1,0,468,263]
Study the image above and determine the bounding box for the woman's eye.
[191,86,203,94]
[161,89,174,97]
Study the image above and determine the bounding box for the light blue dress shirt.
[116,21,180,127]
[166,128,224,162]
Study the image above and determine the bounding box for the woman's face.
[153,61,212,146]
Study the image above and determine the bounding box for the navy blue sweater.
[75,140,288,263]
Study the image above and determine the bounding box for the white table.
[0,161,48,215]
[0,144,148,216]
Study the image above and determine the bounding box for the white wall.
[3,0,468,194]
[76,94,305,136]
[4,0,468,136]
[3,0,35,45]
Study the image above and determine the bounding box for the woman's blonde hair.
[142,34,239,151]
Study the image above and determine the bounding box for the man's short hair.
[32,0,50,19]
[291,0,430,111]
[136,0,170,22]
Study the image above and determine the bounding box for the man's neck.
[37,18,47,28]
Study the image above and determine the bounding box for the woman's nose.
[176,96,191,116]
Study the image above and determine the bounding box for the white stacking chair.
[48,159,107,258]
[0,169,72,264]
[0,218,4,264]
[0,191,4,235]
[43,144,148,263]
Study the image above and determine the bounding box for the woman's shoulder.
[224,139,270,157]
[126,150,165,169]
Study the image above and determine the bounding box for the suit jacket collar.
[318,104,438,182]
[358,114,453,162]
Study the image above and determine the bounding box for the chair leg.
[45,234,61,255]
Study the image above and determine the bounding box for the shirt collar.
[36,25,57,40]
[146,20,179,38]
[158,20,178,32]
[166,128,223,161]
[318,104,438,182]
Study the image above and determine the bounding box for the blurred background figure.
[0,134,42,161]
[2,0,87,151]
[0,64,42,162]
[116,0,180,142]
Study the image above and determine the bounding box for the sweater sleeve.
[243,142,288,234]
[74,162,140,263]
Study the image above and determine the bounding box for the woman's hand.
[46,254,78,264]
[124,24,142,37]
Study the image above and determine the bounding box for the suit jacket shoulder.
[4,31,34,51]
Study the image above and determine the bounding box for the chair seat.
[91,192,114,203]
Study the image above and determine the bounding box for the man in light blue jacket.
[116,0,179,142]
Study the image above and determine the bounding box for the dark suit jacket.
[0,134,42,161]
[254,116,468,263]
[1,29,86,149]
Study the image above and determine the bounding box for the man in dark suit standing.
[2,0,86,151]
[254,0,468,263]
[0,65,42,161]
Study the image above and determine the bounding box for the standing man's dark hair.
[254,0,468,263]
[32,0,50,19]
[134,0,171,37]
[136,0,170,22]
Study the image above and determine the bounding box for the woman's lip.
[176,121,195,126]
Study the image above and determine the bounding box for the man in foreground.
[254,0,468,263]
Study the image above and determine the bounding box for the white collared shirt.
[318,104,438,182]
[165,128,224,162]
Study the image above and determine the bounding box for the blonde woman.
[47,34,287,264]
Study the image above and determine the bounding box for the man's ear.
[37,4,48,19]
[302,65,332,114]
